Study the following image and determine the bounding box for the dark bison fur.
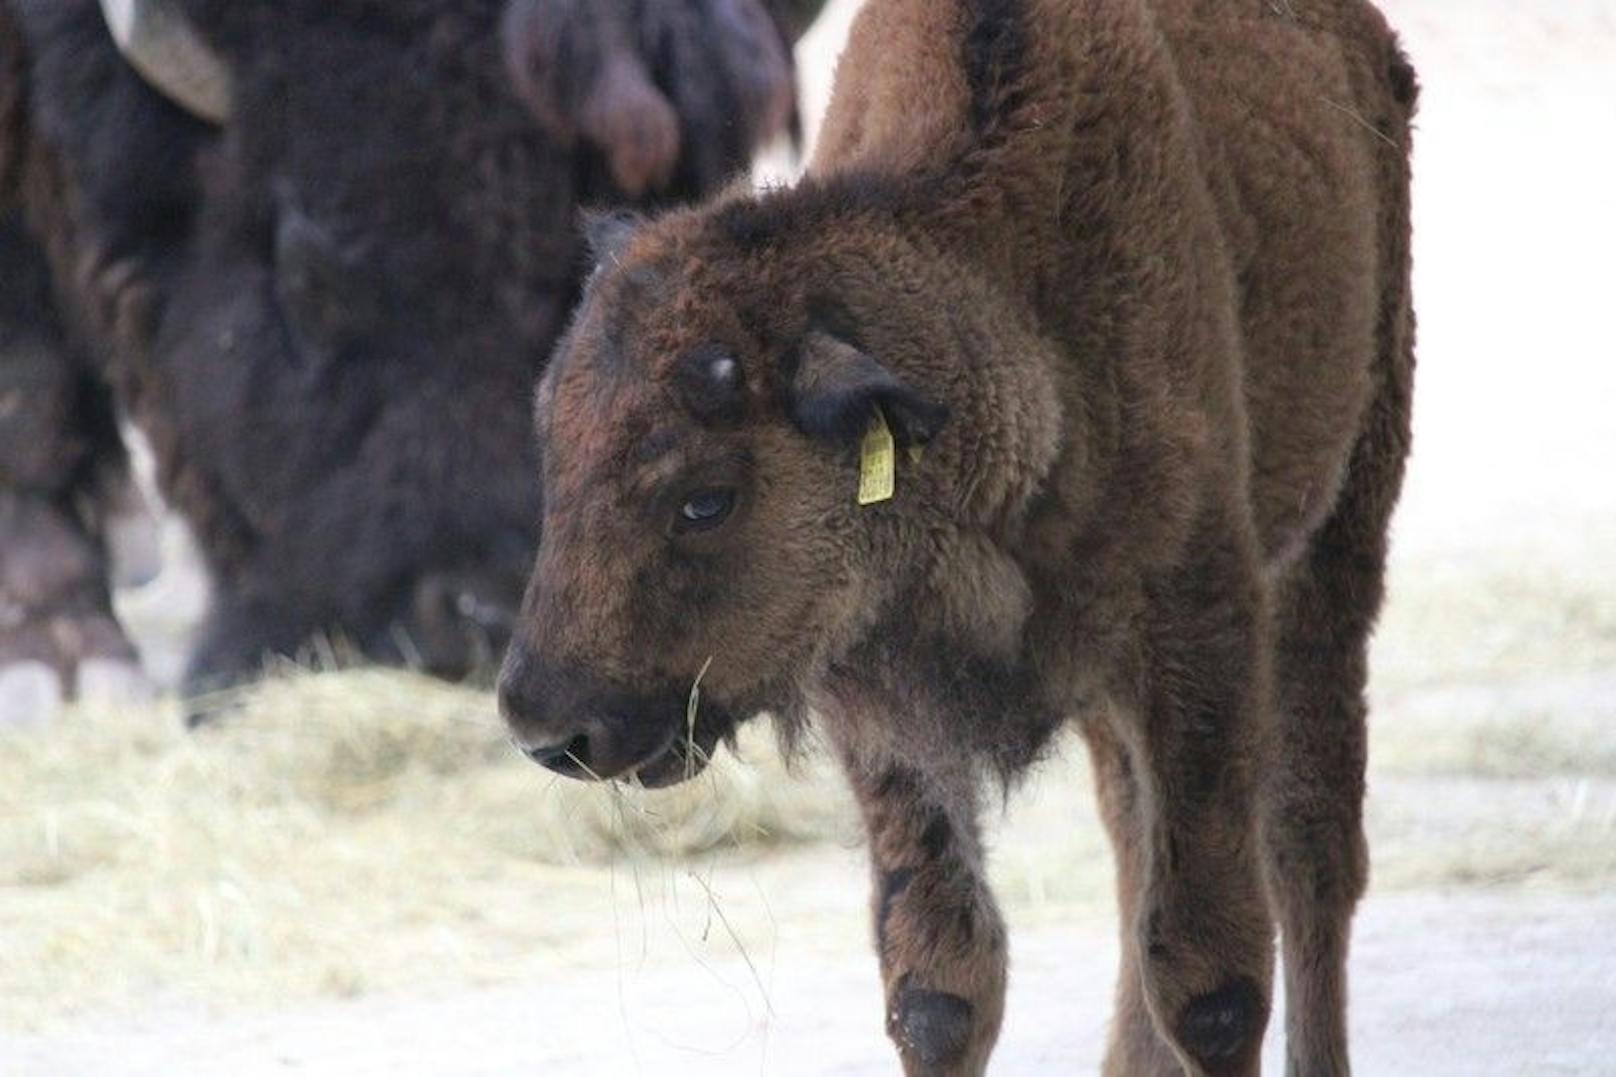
[0,0,822,703]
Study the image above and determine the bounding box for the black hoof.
[893,981,973,1069]
[1176,977,1265,1073]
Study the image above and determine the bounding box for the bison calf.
[500,0,1416,1072]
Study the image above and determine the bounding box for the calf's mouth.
[625,712,732,788]
[509,694,736,788]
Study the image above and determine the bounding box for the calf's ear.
[788,331,949,448]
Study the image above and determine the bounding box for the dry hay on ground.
[0,669,856,1028]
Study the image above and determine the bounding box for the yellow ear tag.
[857,408,897,505]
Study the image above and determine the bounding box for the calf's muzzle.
[497,645,730,788]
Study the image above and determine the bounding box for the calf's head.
[500,211,950,785]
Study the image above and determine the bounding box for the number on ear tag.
[858,409,896,506]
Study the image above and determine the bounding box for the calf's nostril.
[522,732,593,776]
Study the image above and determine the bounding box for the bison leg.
[1118,521,1277,1077]
[1082,717,1189,1076]
[0,491,150,725]
[1263,363,1410,1077]
[837,749,1006,1077]
[1263,557,1366,1077]
[1,249,152,724]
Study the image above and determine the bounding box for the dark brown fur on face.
[502,0,1417,1073]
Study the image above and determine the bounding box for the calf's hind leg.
[1263,368,1412,1076]
[1083,717,1189,1076]
[837,748,1007,1077]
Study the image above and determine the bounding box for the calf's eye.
[674,488,736,533]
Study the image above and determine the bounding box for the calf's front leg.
[836,750,1007,1077]
[1116,522,1278,1076]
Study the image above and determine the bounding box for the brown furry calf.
[499,0,1417,1073]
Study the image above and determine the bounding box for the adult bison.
[0,0,816,717]
[499,0,1417,1072]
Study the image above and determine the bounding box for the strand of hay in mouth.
[0,667,855,1028]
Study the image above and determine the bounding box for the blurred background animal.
[0,0,822,721]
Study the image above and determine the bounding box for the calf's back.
[815,0,1416,570]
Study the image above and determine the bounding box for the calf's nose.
[498,647,580,772]
[497,647,654,781]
